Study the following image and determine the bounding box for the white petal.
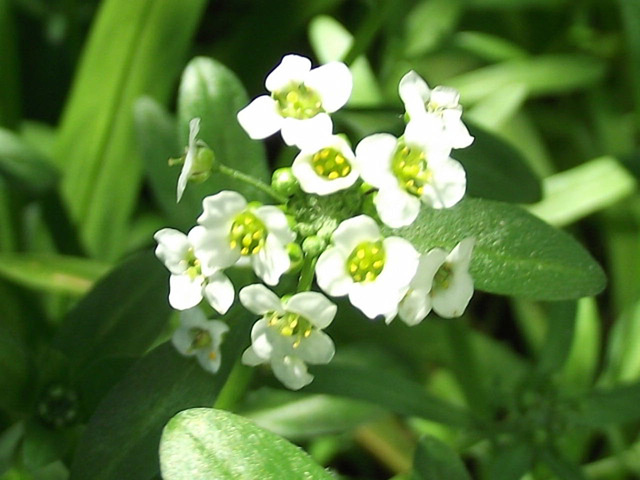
[251,322,274,359]
[252,234,290,286]
[354,134,398,189]
[291,152,358,195]
[265,54,312,92]
[376,237,420,289]
[315,247,352,297]
[398,70,430,119]
[203,271,235,315]
[430,86,460,109]
[280,114,332,147]
[374,187,421,228]
[296,330,335,364]
[178,305,209,329]
[398,289,432,326]
[190,226,240,272]
[331,215,380,253]
[285,292,337,329]
[254,205,296,246]
[171,326,195,357]
[237,95,283,140]
[348,281,403,320]
[154,228,190,274]
[168,274,203,310]
[305,62,352,112]
[404,116,452,157]
[448,238,475,272]
[271,355,314,390]
[242,346,266,366]
[432,270,474,318]
[412,249,448,291]
[198,190,247,229]
[442,110,474,148]
[196,348,223,374]
[239,284,283,315]
[176,118,201,202]
[422,157,466,209]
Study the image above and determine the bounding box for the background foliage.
[1,0,640,479]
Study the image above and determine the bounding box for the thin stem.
[297,255,318,292]
[218,164,288,204]
[213,360,254,411]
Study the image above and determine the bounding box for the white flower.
[237,54,352,148]
[315,215,419,320]
[398,70,473,149]
[239,284,337,390]
[197,190,296,286]
[154,227,234,314]
[291,134,359,195]
[398,238,475,323]
[355,118,466,228]
[176,118,199,203]
[172,307,229,374]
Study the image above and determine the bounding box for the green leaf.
[160,408,333,480]
[177,57,270,200]
[466,83,528,130]
[54,251,168,366]
[601,300,640,384]
[485,442,533,480]
[448,55,605,104]
[539,448,587,480]
[309,16,383,106]
[411,435,471,480]
[536,302,577,375]
[0,128,58,197]
[55,0,208,260]
[0,0,20,128]
[305,364,472,427]
[0,254,109,295]
[452,31,528,63]
[455,123,542,203]
[68,312,252,480]
[240,389,383,441]
[526,157,636,227]
[389,198,606,300]
[574,382,640,427]
[405,0,462,57]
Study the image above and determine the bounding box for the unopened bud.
[272,168,300,197]
[302,235,326,257]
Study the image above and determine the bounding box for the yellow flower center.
[433,262,453,291]
[188,328,212,352]
[229,211,267,256]
[268,311,313,348]
[184,248,201,280]
[272,83,324,120]
[346,241,385,283]
[391,141,432,197]
[311,147,352,180]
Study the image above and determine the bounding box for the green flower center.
[311,147,352,180]
[189,327,212,351]
[347,241,385,283]
[268,311,313,348]
[273,83,323,120]
[185,248,202,279]
[229,211,267,256]
[391,141,431,197]
[433,263,453,291]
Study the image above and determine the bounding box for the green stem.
[218,164,288,204]
[213,359,254,411]
[297,255,318,292]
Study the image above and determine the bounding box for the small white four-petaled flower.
[237,54,352,148]
[399,238,475,324]
[197,190,296,286]
[172,307,229,374]
[154,226,234,314]
[240,284,337,390]
[399,70,474,149]
[315,215,419,320]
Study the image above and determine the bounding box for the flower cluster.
[155,54,477,390]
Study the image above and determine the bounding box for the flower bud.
[302,235,326,257]
[272,167,300,197]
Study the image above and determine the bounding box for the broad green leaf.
[452,31,528,63]
[177,57,269,201]
[0,128,57,197]
[55,0,207,260]
[68,312,252,480]
[0,254,109,295]
[54,251,168,366]
[305,363,472,427]
[411,435,471,480]
[455,123,542,203]
[160,408,333,480]
[527,157,636,227]
[388,198,606,300]
[240,389,382,441]
[309,16,383,107]
[574,382,640,427]
[0,0,20,128]
[405,0,462,57]
[448,55,605,104]
[485,442,533,480]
